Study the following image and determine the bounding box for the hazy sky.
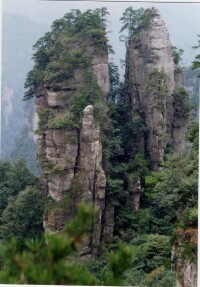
[3,0,200,69]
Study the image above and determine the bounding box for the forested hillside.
[0,7,198,287]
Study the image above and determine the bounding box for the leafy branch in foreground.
[0,203,134,285]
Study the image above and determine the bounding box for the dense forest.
[0,7,198,287]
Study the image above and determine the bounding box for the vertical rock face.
[172,245,197,287]
[124,8,174,170]
[35,43,109,254]
[123,8,189,215]
[77,105,106,251]
[176,260,197,287]
[124,8,189,171]
[126,177,141,212]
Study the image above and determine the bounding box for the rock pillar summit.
[124,8,189,170]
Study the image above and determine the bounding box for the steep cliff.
[174,253,197,287]
[124,8,189,170]
[20,7,197,285]
[123,8,190,216]
[122,11,195,286]
[25,9,110,255]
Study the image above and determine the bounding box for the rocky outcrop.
[124,8,189,171]
[126,176,141,212]
[172,245,197,287]
[35,38,110,255]
[176,260,197,287]
[76,105,106,252]
[123,8,189,216]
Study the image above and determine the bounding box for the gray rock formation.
[124,8,189,171]
[126,176,141,212]
[123,8,189,215]
[35,39,110,254]
[176,260,197,287]
[172,245,197,287]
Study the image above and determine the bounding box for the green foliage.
[106,243,134,286]
[123,235,175,287]
[0,187,44,250]
[42,72,106,131]
[47,113,78,130]
[44,50,90,82]
[0,160,43,254]
[106,178,127,205]
[108,62,121,102]
[173,87,191,117]
[37,108,54,132]
[0,204,134,285]
[10,116,41,176]
[138,234,171,272]
[145,266,176,287]
[72,71,106,126]
[124,269,146,286]
[124,266,176,287]
[171,46,184,65]
[115,207,152,241]
[24,69,46,100]
[120,7,153,39]
[145,171,162,188]
[87,258,107,282]
[24,8,110,100]
[128,152,149,176]
[117,122,198,274]
[192,35,200,70]
[187,121,199,142]
[36,75,105,133]
[147,155,197,235]
[43,162,68,176]
[192,54,200,70]
[144,123,198,238]
[0,159,39,217]
[121,114,147,160]
[145,68,168,96]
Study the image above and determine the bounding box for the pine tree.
[0,203,134,285]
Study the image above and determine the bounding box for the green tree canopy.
[0,187,44,249]
[24,8,110,100]
[120,7,152,39]
[0,203,134,285]
[0,159,39,217]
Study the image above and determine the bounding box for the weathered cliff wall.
[171,245,197,287]
[35,37,110,255]
[176,260,197,287]
[123,8,193,285]
[124,8,189,171]
[123,7,190,215]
